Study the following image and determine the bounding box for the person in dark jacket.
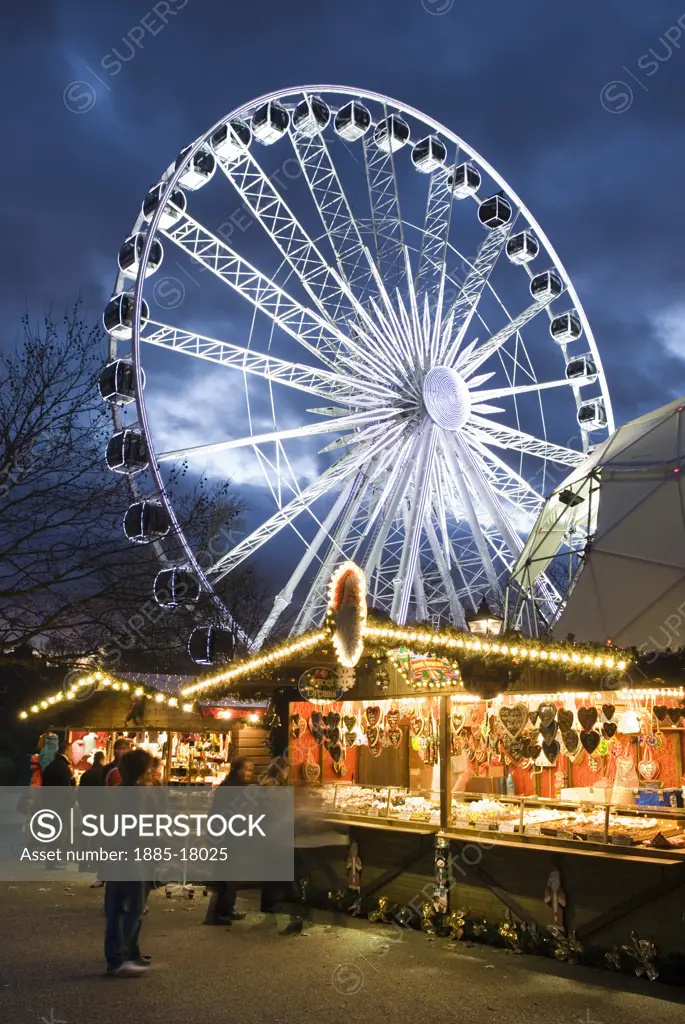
[104,748,154,977]
[41,741,75,786]
[102,737,133,787]
[204,757,254,925]
[79,751,106,786]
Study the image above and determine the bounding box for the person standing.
[79,751,106,786]
[203,756,254,926]
[104,748,154,977]
[102,737,132,787]
[41,741,75,786]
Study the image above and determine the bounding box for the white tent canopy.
[509,396,685,650]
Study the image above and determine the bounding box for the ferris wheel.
[100,85,613,659]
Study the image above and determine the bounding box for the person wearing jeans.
[104,748,154,977]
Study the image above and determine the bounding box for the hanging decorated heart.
[638,758,660,781]
[303,760,320,784]
[498,703,528,739]
[529,711,539,726]
[562,729,580,755]
[290,714,307,740]
[537,703,557,728]
[540,721,558,741]
[578,707,599,731]
[528,744,542,760]
[653,706,670,723]
[557,709,574,732]
[451,711,466,734]
[542,739,560,764]
[364,705,381,728]
[328,743,344,763]
[602,722,618,739]
[580,730,601,754]
[386,706,400,728]
[365,726,380,748]
[602,704,615,721]
[388,727,402,748]
[324,727,341,747]
[343,715,357,732]
[411,715,425,738]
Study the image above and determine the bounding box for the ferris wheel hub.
[422,366,471,431]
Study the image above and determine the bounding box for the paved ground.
[0,883,683,1024]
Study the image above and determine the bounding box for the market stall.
[177,562,685,981]
[20,676,270,785]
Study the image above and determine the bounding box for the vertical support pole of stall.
[439,695,449,831]
[165,731,173,784]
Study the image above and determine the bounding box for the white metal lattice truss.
[104,86,613,653]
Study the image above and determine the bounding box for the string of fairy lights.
[18,672,196,720]
[20,610,630,716]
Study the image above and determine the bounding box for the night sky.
[4,0,685,601]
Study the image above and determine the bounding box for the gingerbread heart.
[411,715,425,738]
[365,726,380,747]
[670,708,684,724]
[540,721,558,741]
[290,714,306,739]
[653,705,670,723]
[602,704,615,721]
[537,703,557,728]
[529,711,539,726]
[343,715,357,732]
[499,703,528,739]
[451,711,466,734]
[369,740,383,758]
[558,709,574,732]
[578,707,598,731]
[328,743,344,763]
[388,727,402,748]
[638,758,659,781]
[528,744,542,760]
[386,707,400,728]
[602,722,617,739]
[508,738,525,761]
[542,739,560,764]
[475,748,487,764]
[365,706,381,728]
[325,727,341,746]
[303,761,320,783]
[324,712,340,728]
[580,730,600,754]
[562,729,580,755]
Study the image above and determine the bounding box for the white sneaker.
[107,961,149,977]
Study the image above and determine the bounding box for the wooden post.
[164,731,173,784]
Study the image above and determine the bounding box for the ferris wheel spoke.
[472,376,574,402]
[390,424,437,624]
[206,424,406,583]
[290,120,369,297]
[254,473,360,646]
[451,432,522,559]
[161,211,357,370]
[438,433,504,601]
[140,319,387,407]
[156,409,400,463]
[465,416,585,466]
[215,144,359,332]
[467,435,546,521]
[458,294,563,378]
[415,167,454,293]
[423,514,467,628]
[438,218,518,366]
[363,117,407,288]
[293,469,379,634]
